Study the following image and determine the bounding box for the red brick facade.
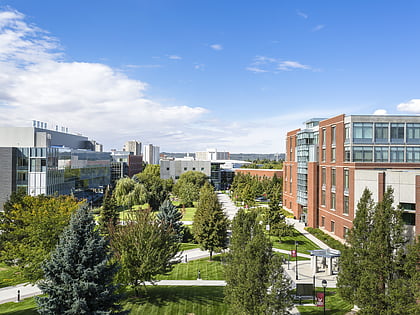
[284,114,420,240]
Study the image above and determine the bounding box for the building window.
[406,147,420,162]
[321,216,325,227]
[331,126,336,145]
[344,227,349,238]
[375,146,389,162]
[390,147,404,162]
[331,192,336,210]
[407,123,420,143]
[344,195,349,215]
[331,221,335,233]
[192,167,196,170]
[375,123,389,143]
[201,167,204,171]
[322,149,326,162]
[184,167,187,171]
[166,167,170,171]
[331,168,336,188]
[390,123,405,143]
[345,147,351,162]
[353,146,373,162]
[331,147,336,162]
[345,124,350,143]
[353,122,373,143]
[321,190,326,206]
[322,128,326,147]
[344,169,349,192]
[321,167,326,187]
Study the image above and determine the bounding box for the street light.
[295,240,298,280]
[322,279,327,315]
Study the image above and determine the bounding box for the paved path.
[217,192,239,220]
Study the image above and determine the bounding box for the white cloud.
[373,109,388,115]
[297,10,308,19]
[312,24,325,32]
[168,55,182,60]
[246,67,268,73]
[0,9,208,151]
[210,44,223,51]
[194,63,205,70]
[396,99,420,113]
[247,55,313,73]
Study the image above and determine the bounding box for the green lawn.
[0,287,228,315]
[157,256,225,280]
[270,229,321,254]
[296,288,353,315]
[122,286,228,314]
[179,243,200,251]
[118,204,151,221]
[0,297,38,314]
[0,264,25,288]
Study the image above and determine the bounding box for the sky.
[0,1,419,153]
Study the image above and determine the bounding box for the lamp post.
[295,240,298,280]
[322,279,327,315]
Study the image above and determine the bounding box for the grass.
[0,264,26,288]
[118,204,151,221]
[2,287,228,315]
[123,286,228,314]
[296,288,353,315]
[0,297,38,314]
[304,227,347,252]
[178,243,200,251]
[270,229,321,254]
[157,256,225,281]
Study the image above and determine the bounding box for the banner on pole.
[291,249,297,257]
[316,292,325,307]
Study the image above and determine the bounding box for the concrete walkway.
[217,192,239,220]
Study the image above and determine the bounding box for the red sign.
[291,249,297,257]
[316,292,325,307]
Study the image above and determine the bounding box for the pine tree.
[36,206,123,314]
[192,183,228,260]
[156,199,184,242]
[99,187,119,235]
[337,187,413,313]
[224,209,292,315]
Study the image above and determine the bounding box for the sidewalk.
[286,218,330,249]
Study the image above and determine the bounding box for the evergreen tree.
[99,187,119,235]
[192,183,228,260]
[36,206,123,314]
[156,199,184,242]
[337,187,414,314]
[224,209,292,315]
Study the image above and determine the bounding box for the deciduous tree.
[109,209,180,295]
[36,206,123,314]
[113,177,148,209]
[173,171,208,206]
[0,195,82,282]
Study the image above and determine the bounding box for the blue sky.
[0,1,419,153]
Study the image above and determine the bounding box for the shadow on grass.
[124,285,224,308]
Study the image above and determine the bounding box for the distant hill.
[161,152,285,161]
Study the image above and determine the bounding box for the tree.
[192,183,228,260]
[337,187,416,313]
[99,186,119,235]
[113,177,148,209]
[109,208,181,295]
[36,206,123,314]
[224,209,292,314]
[134,170,172,211]
[173,171,208,206]
[156,199,184,242]
[0,195,82,282]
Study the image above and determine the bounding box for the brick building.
[283,115,420,240]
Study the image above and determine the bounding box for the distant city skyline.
[0,1,419,153]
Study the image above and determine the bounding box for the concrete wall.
[160,160,211,180]
[0,148,16,210]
